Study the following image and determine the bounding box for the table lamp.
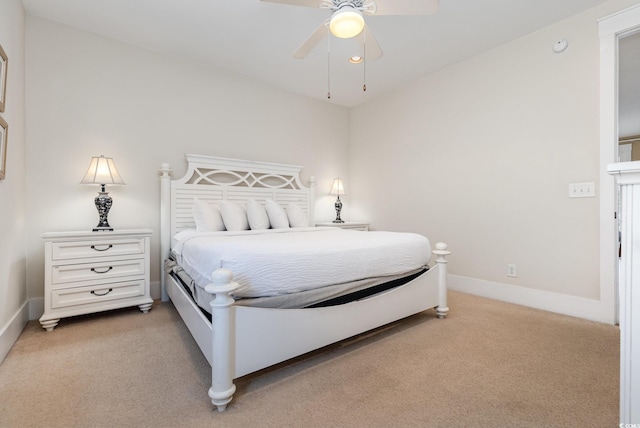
[80,155,125,231]
[329,177,345,223]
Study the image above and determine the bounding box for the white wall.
[349,0,640,323]
[21,1,640,327]
[0,0,27,362]
[25,17,349,303]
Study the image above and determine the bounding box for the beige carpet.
[0,291,619,428]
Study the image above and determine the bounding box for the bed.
[159,154,451,411]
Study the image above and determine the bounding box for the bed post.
[432,242,450,318]
[205,269,239,412]
[159,163,172,302]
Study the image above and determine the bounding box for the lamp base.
[333,196,344,223]
[93,188,114,232]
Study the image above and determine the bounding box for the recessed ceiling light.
[349,56,362,64]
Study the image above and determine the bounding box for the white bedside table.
[315,222,369,231]
[39,229,153,331]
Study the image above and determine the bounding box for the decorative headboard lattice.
[185,168,303,190]
[160,155,316,288]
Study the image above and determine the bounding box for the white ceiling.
[22,0,612,108]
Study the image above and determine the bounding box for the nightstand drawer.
[51,238,146,261]
[51,280,146,309]
[52,258,145,286]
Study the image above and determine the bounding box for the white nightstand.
[315,222,369,231]
[39,229,153,331]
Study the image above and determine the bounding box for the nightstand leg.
[40,318,59,332]
[138,302,152,313]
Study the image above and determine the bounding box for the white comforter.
[173,227,431,298]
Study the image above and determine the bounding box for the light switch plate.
[569,182,595,198]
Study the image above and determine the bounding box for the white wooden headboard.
[159,154,316,299]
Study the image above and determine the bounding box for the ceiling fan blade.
[293,21,329,59]
[366,0,439,16]
[355,23,383,60]
[260,0,325,8]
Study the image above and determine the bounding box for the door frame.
[599,4,640,325]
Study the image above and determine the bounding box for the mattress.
[171,227,431,301]
[166,257,428,310]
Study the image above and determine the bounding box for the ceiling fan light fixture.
[329,7,364,39]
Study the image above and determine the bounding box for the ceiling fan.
[261,0,440,60]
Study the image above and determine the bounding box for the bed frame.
[159,154,450,411]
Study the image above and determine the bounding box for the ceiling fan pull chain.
[363,25,367,92]
[327,28,331,99]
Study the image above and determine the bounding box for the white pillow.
[287,203,308,227]
[192,199,225,232]
[246,199,270,230]
[219,201,249,231]
[265,199,290,229]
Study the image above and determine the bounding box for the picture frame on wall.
[0,116,7,180]
[0,43,6,112]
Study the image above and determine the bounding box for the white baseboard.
[448,275,614,324]
[0,301,29,364]
[21,277,611,343]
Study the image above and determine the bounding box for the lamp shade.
[329,177,345,196]
[329,7,364,39]
[80,155,125,185]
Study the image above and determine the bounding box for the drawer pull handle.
[91,266,113,274]
[91,288,113,296]
[91,244,113,252]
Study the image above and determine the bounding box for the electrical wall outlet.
[507,264,517,277]
[569,182,595,198]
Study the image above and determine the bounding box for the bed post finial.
[205,268,240,412]
[160,163,173,302]
[432,242,451,319]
